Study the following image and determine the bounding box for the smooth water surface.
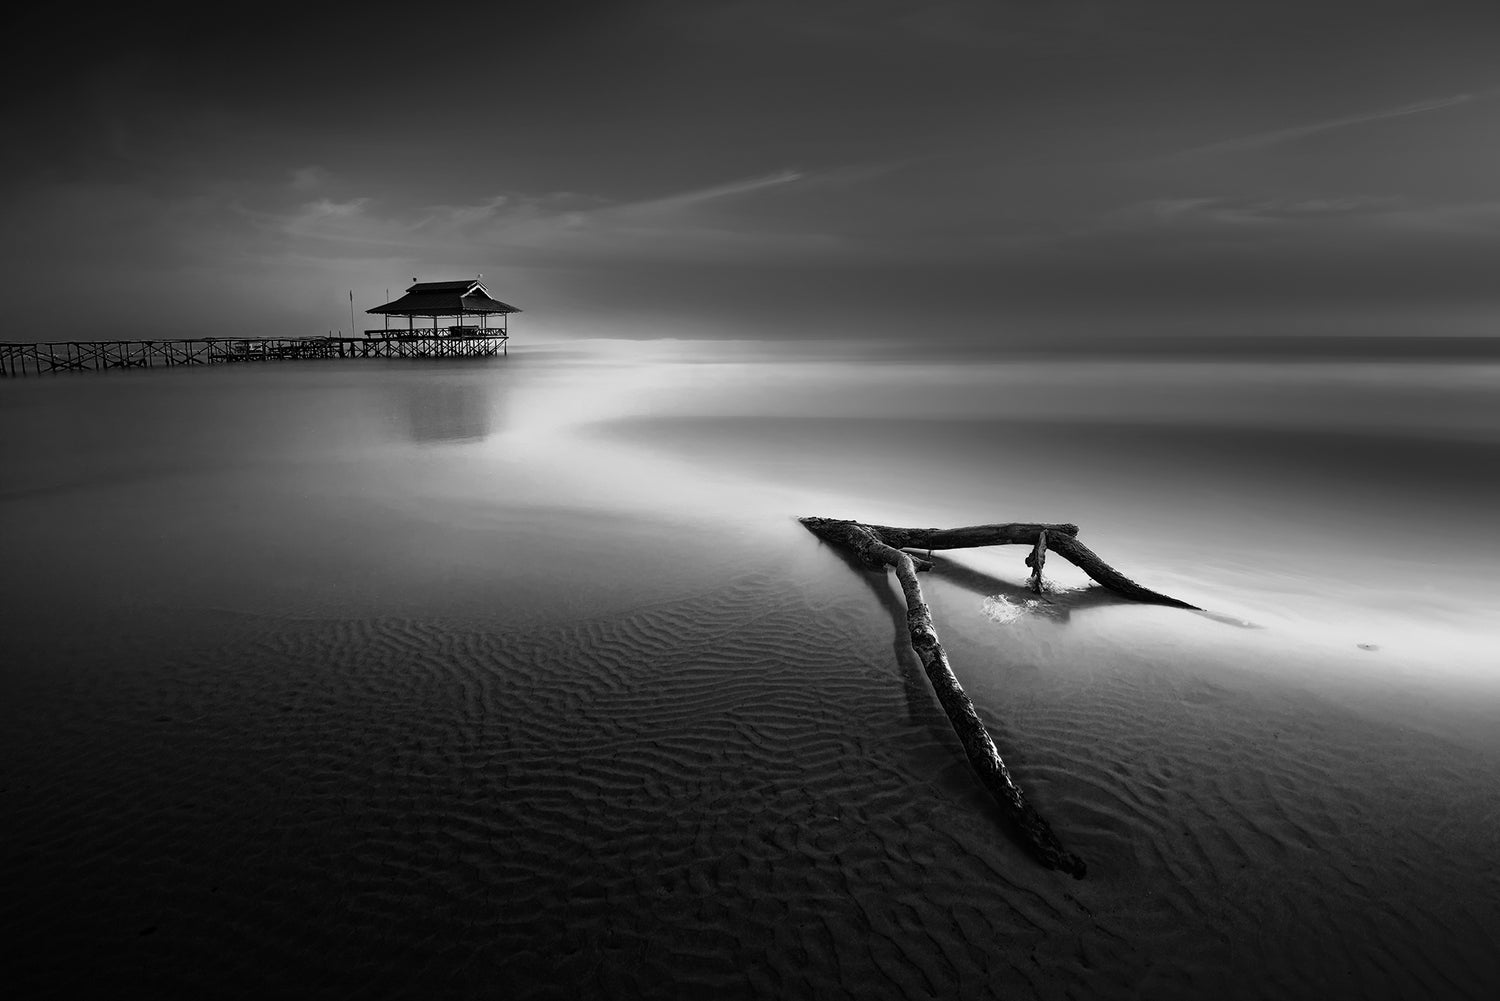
[3,342,1497,998]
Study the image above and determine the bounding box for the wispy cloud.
[1091,192,1500,246]
[288,165,329,191]
[1180,93,1478,156]
[260,169,835,266]
[614,170,804,214]
[1119,194,1399,229]
[1365,199,1500,235]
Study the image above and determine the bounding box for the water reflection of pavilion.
[403,377,495,444]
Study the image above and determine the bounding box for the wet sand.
[3,349,1498,998]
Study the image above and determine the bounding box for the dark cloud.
[3,1,1500,350]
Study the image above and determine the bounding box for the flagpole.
[348,290,355,340]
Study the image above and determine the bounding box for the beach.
[3,342,1498,998]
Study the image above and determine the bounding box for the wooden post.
[1027,529,1048,594]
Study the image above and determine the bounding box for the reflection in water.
[930,554,1155,626]
[1191,608,1264,630]
[402,375,495,444]
[833,543,948,729]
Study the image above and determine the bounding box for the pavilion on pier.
[366,279,521,340]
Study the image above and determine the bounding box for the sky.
[6,0,1500,351]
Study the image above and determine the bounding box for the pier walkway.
[0,331,509,377]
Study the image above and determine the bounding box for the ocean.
[3,340,1497,997]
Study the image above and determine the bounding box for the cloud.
[673,0,1170,53]
[289,165,328,191]
[615,170,804,214]
[1118,194,1400,229]
[1179,93,1478,156]
[1364,199,1500,235]
[1105,194,1500,241]
[257,169,841,266]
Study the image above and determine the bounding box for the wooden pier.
[0,331,509,378]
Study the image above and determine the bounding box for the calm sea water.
[3,340,1497,669]
[4,340,1499,996]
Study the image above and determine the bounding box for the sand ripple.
[4,571,1498,998]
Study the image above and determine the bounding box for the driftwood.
[800,517,1201,879]
[847,520,1199,610]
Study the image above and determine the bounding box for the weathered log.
[1045,533,1197,609]
[859,521,1079,550]
[802,516,1087,877]
[814,518,1198,610]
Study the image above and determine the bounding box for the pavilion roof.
[367,279,521,316]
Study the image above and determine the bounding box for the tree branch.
[801,516,1089,878]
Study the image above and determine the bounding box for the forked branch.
[800,516,1200,878]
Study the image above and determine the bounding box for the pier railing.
[0,333,509,377]
[363,326,505,340]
